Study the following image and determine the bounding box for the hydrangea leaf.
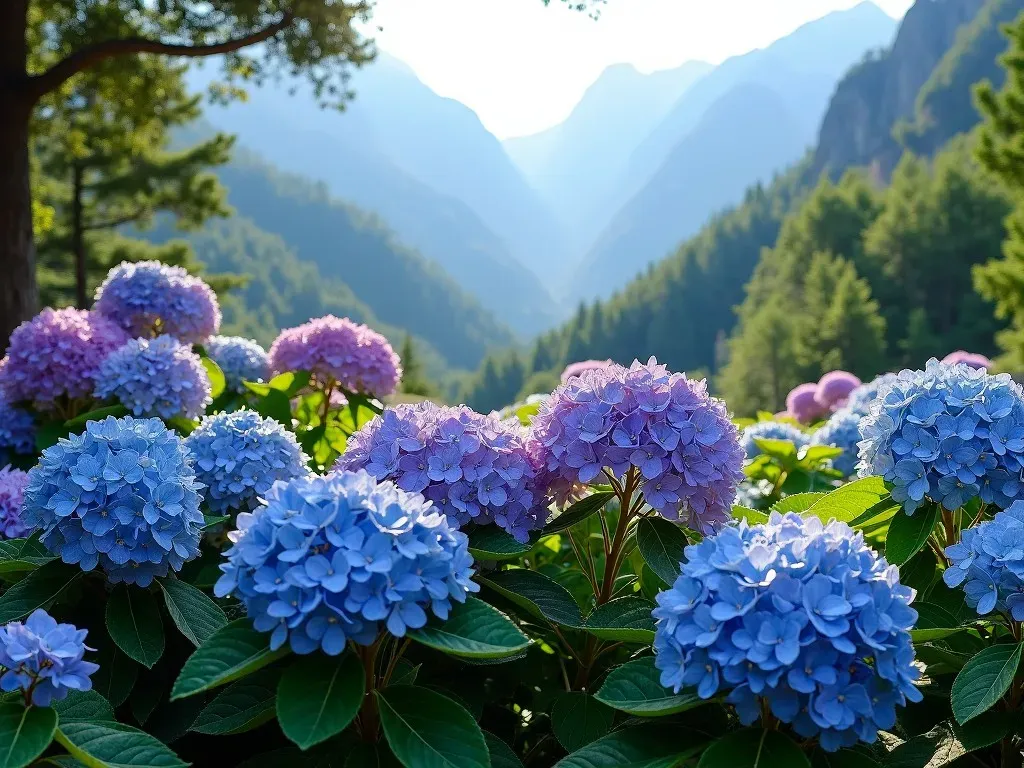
[732,505,769,524]
[466,527,535,561]
[243,371,311,399]
[0,559,82,624]
[91,644,138,708]
[885,504,941,566]
[635,517,688,585]
[543,492,615,534]
[910,602,964,642]
[753,438,799,468]
[377,685,488,768]
[584,597,656,643]
[886,724,964,768]
[696,728,810,767]
[953,710,1017,752]
[803,476,891,524]
[158,578,228,647]
[479,569,583,628]
[0,536,56,575]
[276,653,363,750]
[105,586,165,669]
[51,691,115,724]
[769,493,825,515]
[551,693,615,752]
[594,657,704,716]
[63,405,129,431]
[0,702,57,768]
[554,723,703,768]
[484,732,523,768]
[951,642,1024,724]
[199,357,226,400]
[54,720,188,768]
[408,597,530,659]
[191,669,280,736]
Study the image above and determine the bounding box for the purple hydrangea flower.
[740,421,809,460]
[335,402,552,542]
[268,315,401,397]
[0,466,30,539]
[0,609,98,706]
[93,260,221,344]
[204,336,271,393]
[786,383,827,424]
[531,357,743,533]
[0,394,34,465]
[653,512,921,752]
[942,351,992,370]
[561,359,613,384]
[858,359,1024,514]
[95,336,212,420]
[811,408,863,476]
[945,502,1024,619]
[214,471,479,653]
[22,416,204,586]
[815,371,862,411]
[0,309,128,409]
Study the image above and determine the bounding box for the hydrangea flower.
[653,512,921,752]
[847,373,899,417]
[0,466,30,539]
[561,359,613,383]
[945,502,1024,618]
[93,260,220,344]
[815,371,861,411]
[22,416,204,586]
[942,351,991,370]
[0,394,34,465]
[0,309,128,408]
[335,402,551,542]
[740,421,809,460]
[811,408,862,476]
[185,410,309,515]
[531,357,743,533]
[858,359,1024,514]
[786,383,827,424]
[214,471,479,652]
[268,315,401,397]
[205,336,271,393]
[0,609,98,706]
[95,336,212,420]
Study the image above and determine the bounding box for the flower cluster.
[847,373,899,417]
[740,421,809,460]
[0,609,98,706]
[336,402,551,542]
[653,512,921,752]
[811,408,863,476]
[93,260,220,344]
[0,466,30,539]
[205,336,270,393]
[95,336,212,420]
[858,359,1024,514]
[786,383,827,424]
[22,416,204,586]
[185,410,309,515]
[268,315,401,397]
[945,502,1024,618]
[215,472,478,653]
[942,351,991,370]
[561,359,613,383]
[815,371,861,411]
[0,394,34,465]
[0,309,128,408]
[532,357,743,533]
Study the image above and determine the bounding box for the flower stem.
[355,637,384,742]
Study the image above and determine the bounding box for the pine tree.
[398,334,437,397]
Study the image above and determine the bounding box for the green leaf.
[466,527,534,561]
[0,536,56,575]
[0,560,81,623]
[64,406,129,431]
[245,371,311,398]
[799,446,843,465]
[899,550,938,594]
[484,733,523,768]
[770,493,825,514]
[388,660,420,688]
[55,721,187,768]
[0,703,57,768]
[277,653,363,750]
[158,578,228,647]
[804,476,891,524]
[886,505,941,566]
[165,417,197,436]
[584,597,656,643]
[887,725,964,768]
[252,389,293,426]
[91,644,138,708]
[953,710,1017,751]
[171,618,289,700]
[753,438,798,467]
[911,602,964,642]
[201,515,229,530]
[696,728,811,768]
[191,669,279,736]
[408,597,530,659]
[554,723,703,768]
[635,518,687,586]
[479,569,583,627]
[732,505,769,524]
[105,586,165,669]
[35,422,68,453]
[51,692,115,724]
[951,642,1024,724]
[551,693,615,752]
[595,657,703,716]
[544,492,615,534]
[377,686,488,768]
[200,357,226,400]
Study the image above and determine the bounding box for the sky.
[368,0,913,139]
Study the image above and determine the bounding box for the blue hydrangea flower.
[858,359,1024,514]
[215,472,479,653]
[185,410,309,514]
[22,416,204,586]
[204,336,271,393]
[740,421,809,460]
[653,512,921,752]
[847,373,899,417]
[95,336,212,420]
[945,502,1024,618]
[0,609,99,706]
[0,394,33,466]
[811,408,862,476]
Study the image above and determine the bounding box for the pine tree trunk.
[72,163,87,309]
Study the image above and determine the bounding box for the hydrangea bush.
[740,420,809,459]
[811,407,862,475]
[204,335,271,392]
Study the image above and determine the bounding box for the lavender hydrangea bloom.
[0,394,34,465]
[0,467,30,539]
[93,260,220,344]
[740,421,809,460]
[653,512,921,752]
[561,359,613,383]
[811,408,863,476]
[942,351,991,370]
[858,359,1024,515]
[0,609,98,706]
[205,336,271,393]
[95,336,212,420]
[815,371,862,411]
[786,383,827,424]
[335,402,552,542]
[0,309,128,408]
[531,357,743,533]
[185,410,309,514]
[944,502,1024,618]
[269,315,401,397]
[214,471,479,652]
[847,374,899,417]
[22,416,204,586]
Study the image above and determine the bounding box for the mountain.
[503,60,713,257]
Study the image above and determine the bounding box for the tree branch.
[26,12,294,102]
